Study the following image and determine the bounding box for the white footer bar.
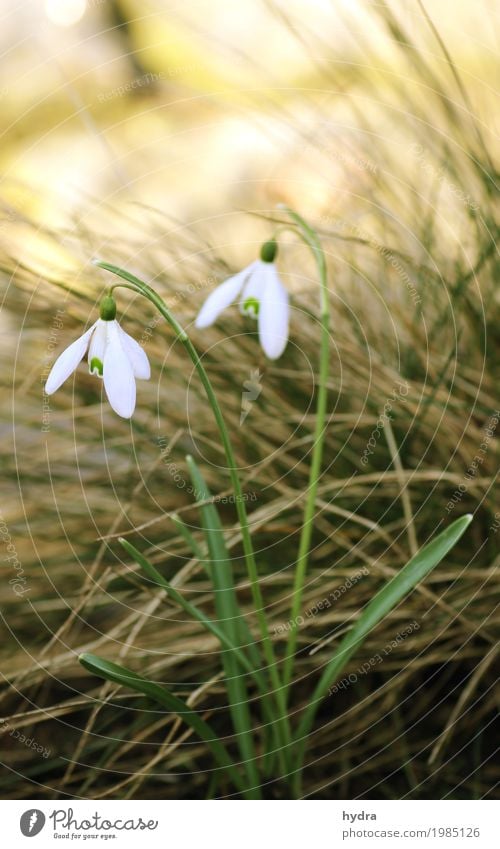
[2,799,497,848]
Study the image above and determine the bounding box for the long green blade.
[295,514,473,744]
[185,455,261,794]
[78,653,248,796]
[170,512,205,560]
[118,537,270,697]
[185,456,261,662]
[118,536,286,779]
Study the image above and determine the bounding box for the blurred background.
[0,0,498,799]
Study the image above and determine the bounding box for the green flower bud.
[99,294,117,321]
[260,239,278,263]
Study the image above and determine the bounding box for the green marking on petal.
[242,297,260,318]
[90,357,104,377]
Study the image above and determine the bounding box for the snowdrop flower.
[45,295,150,419]
[195,240,289,359]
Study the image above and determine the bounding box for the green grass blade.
[170,511,205,560]
[186,458,293,774]
[185,455,261,794]
[295,514,473,745]
[185,456,261,662]
[118,537,269,693]
[78,653,248,796]
[119,535,287,780]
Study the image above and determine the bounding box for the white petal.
[118,325,151,380]
[88,319,107,377]
[103,321,136,418]
[45,323,97,395]
[258,264,289,360]
[240,261,266,298]
[194,264,254,328]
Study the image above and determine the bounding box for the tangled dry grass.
[0,1,498,799]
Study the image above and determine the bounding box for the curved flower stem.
[279,208,331,698]
[95,261,291,746]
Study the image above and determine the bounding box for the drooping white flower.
[45,295,150,419]
[195,240,289,359]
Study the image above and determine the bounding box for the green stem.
[279,208,331,697]
[95,261,290,743]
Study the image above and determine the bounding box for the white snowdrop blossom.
[45,295,150,419]
[195,240,289,359]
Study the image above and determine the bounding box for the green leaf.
[185,455,261,794]
[170,512,205,560]
[118,535,284,782]
[106,572,150,593]
[295,514,473,744]
[78,653,248,796]
[185,457,261,662]
[118,537,269,696]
